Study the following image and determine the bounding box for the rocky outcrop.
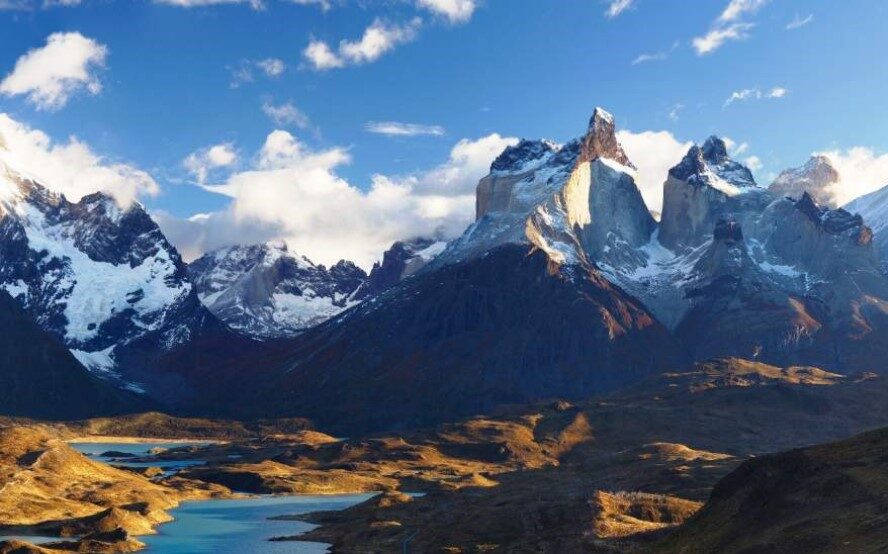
[769,155,840,207]
[351,238,446,301]
[659,137,768,250]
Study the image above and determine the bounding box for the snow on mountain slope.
[845,182,888,270]
[187,241,366,339]
[0,146,216,393]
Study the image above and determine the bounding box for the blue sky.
[2,0,888,266]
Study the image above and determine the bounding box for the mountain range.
[2,108,888,432]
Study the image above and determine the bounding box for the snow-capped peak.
[769,154,840,208]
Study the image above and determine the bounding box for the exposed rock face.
[351,238,446,301]
[769,154,840,207]
[187,242,367,339]
[659,136,768,250]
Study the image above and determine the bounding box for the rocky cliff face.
[188,242,366,339]
[659,136,768,250]
[769,155,840,207]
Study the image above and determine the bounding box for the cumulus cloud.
[723,86,788,107]
[365,121,445,137]
[617,129,692,215]
[0,32,107,111]
[605,0,634,18]
[157,130,516,268]
[262,101,310,128]
[693,0,770,55]
[0,113,159,206]
[819,147,888,207]
[184,143,238,184]
[786,13,814,30]
[302,18,422,71]
[416,0,476,23]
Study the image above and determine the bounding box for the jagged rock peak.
[578,107,635,168]
[769,155,840,207]
[701,136,730,165]
[490,139,558,173]
[669,138,756,190]
[794,192,868,239]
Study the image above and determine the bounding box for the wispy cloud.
[786,13,814,30]
[605,0,634,18]
[0,32,107,111]
[718,0,769,22]
[155,0,265,9]
[229,58,286,88]
[262,101,310,128]
[632,40,679,65]
[692,0,770,55]
[723,86,788,107]
[668,104,684,122]
[365,121,445,137]
[302,18,422,71]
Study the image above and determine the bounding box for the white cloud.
[617,129,692,215]
[365,121,445,137]
[302,40,345,70]
[786,13,814,30]
[158,130,516,268]
[692,0,771,55]
[744,155,762,171]
[262,101,310,128]
[184,143,238,184]
[0,32,107,111]
[723,86,788,107]
[692,22,754,55]
[0,113,159,206]
[718,0,769,22]
[416,0,476,23]
[605,0,634,18]
[256,58,285,77]
[302,18,422,70]
[820,147,888,207]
